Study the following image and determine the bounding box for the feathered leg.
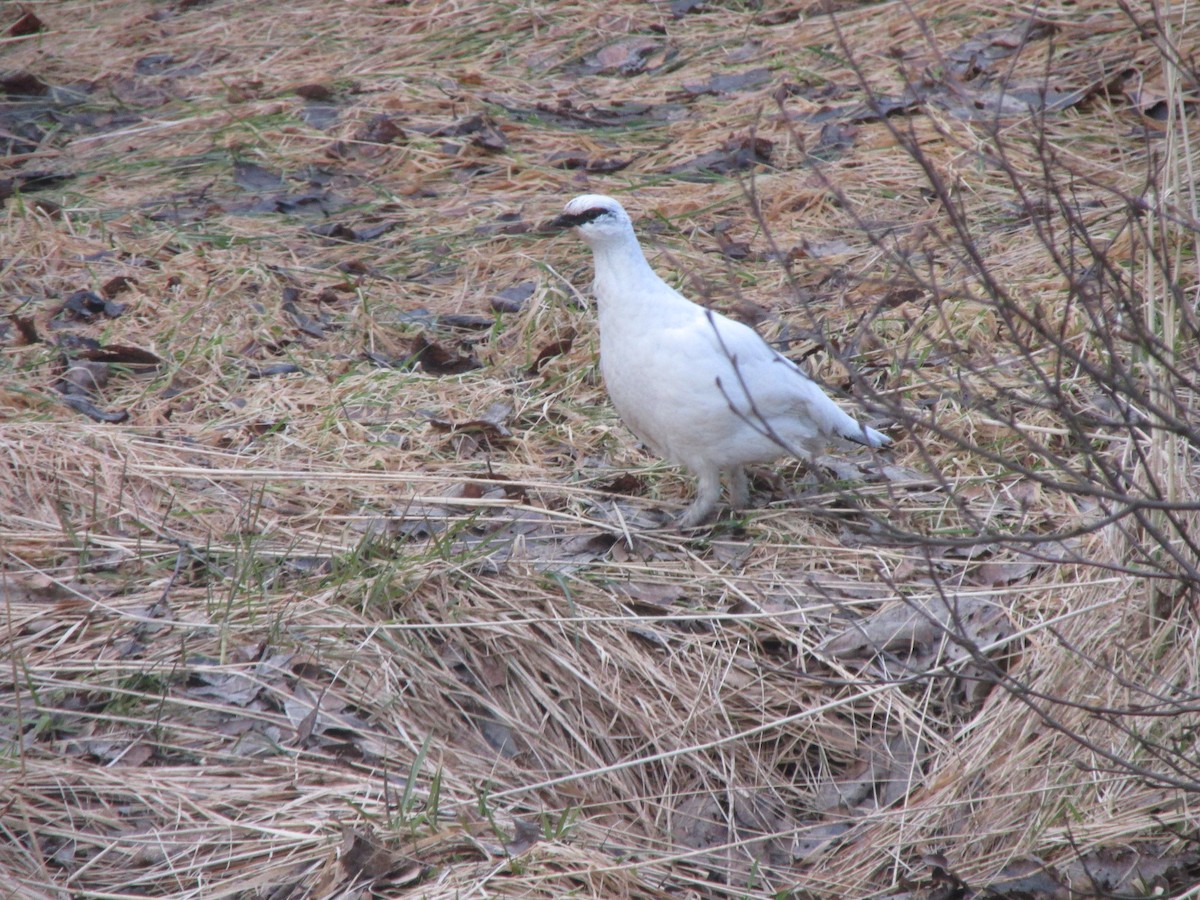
[726,466,750,511]
[678,465,722,528]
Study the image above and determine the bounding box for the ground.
[2,1,1199,897]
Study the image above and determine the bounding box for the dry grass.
[3,0,1199,897]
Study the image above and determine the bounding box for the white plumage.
[554,194,890,527]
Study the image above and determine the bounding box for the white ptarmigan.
[554,194,890,528]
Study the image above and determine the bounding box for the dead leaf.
[491,281,535,313]
[820,594,1013,666]
[971,556,1041,587]
[100,275,137,298]
[674,67,773,98]
[946,20,1056,79]
[813,729,923,813]
[426,401,512,439]
[528,329,575,374]
[665,133,773,180]
[671,789,794,888]
[546,151,634,173]
[73,344,163,371]
[431,113,507,152]
[60,392,128,423]
[1062,848,1200,896]
[339,826,401,880]
[615,581,685,609]
[232,160,286,192]
[357,113,405,145]
[57,289,127,322]
[503,820,541,856]
[402,333,481,374]
[293,81,332,100]
[9,8,45,36]
[587,37,663,74]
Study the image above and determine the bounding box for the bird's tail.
[841,421,891,449]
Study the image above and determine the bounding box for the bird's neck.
[590,239,660,309]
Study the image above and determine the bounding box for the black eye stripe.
[556,207,609,228]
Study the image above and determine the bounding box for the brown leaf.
[8,8,45,37]
[101,275,138,298]
[528,329,575,374]
[339,826,401,880]
[294,82,333,101]
[0,71,48,96]
[404,333,481,375]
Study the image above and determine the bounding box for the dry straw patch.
[2,0,1199,897]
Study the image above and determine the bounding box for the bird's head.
[552,194,634,245]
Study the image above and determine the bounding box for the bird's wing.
[696,309,873,442]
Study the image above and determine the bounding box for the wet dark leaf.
[353,220,397,241]
[0,71,48,96]
[546,151,633,173]
[233,161,286,192]
[675,67,772,98]
[946,20,1056,79]
[491,281,535,313]
[282,298,328,339]
[134,53,176,76]
[307,221,357,241]
[303,103,341,130]
[60,393,128,423]
[244,362,303,379]
[24,171,70,192]
[59,290,126,322]
[73,344,163,371]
